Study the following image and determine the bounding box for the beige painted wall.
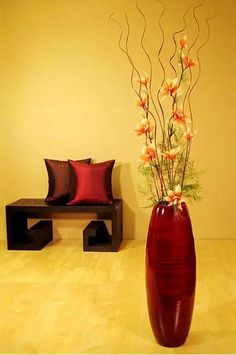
[0,0,235,241]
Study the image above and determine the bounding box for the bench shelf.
[5,198,123,252]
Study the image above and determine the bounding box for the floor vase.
[146,203,196,347]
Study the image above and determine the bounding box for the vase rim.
[156,201,186,208]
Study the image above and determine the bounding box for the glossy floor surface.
[0,239,235,354]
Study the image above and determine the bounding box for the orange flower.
[182,55,195,68]
[165,185,183,210]
[184,128,194,141]
[172,106,186,126]
[135,118,153,136]
[163,147,180,160]
[161,78,181,97]
[140,144,157,163]
[179,35,187,49]
[139,74,149,86]
[137,97,147,108]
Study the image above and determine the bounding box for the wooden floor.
[0,238,235,354]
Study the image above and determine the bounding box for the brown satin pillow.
[44,158,91,204]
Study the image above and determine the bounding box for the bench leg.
[84,201,123,252]
[111,203,123,251]
[6,210,53,250]
[6,210,28,249]
[83,221,111,252]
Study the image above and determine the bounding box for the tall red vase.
[146,203,196,347]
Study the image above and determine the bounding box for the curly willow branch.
[187,13,214,130]
[110,12,166,143]
[169,5,191,77]
[124,14,143,97]
[182,0,204,119]
[124,14,166,134]
[150,163,160,200]
[155,0,166,128]
[109,13,142,96]
[187,0,205,56]
[135,3,163,134]
[181,14,215,188]
[135,3,167,196]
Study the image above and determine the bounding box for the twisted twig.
[187,0,205,57]
[124,14,142,97]
[136,3,163,133]
[109,13,143,97]
[181,13,215,188]
[136,3,167,196]
[187,13,214,130]
[110,14,159,124]
[156,0,166,129]
[169,5,191,77]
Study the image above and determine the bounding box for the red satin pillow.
[45,158,91,204]
[67,160,115,205]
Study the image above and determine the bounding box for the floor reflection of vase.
[146,203,196,347]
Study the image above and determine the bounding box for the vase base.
[156,338,187,348]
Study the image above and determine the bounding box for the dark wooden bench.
[5,198,123,252]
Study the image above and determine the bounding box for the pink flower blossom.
[184,128,194,141]
[135,118,153,136]
[182,55,195,68]
[139,74,149,86]
[161,78,181,97]
[140,144,157,163]
[137,97,147,108]
[165,185,183,210]
[163,147,180,160]
[179,35,187,49]
[172,106,186,125]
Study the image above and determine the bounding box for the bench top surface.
[6,198,122,212]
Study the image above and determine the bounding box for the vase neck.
[154,202,189,219]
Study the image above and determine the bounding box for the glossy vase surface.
[146,203,196,347]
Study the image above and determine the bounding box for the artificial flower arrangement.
[111,1,212,211]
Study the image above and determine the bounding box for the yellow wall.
[0,0,235,241]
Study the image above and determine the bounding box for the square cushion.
[44,158,91,204]
[67,160,115,205]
